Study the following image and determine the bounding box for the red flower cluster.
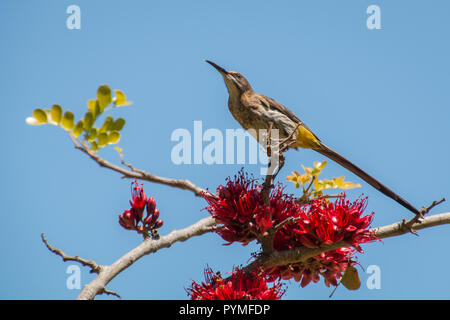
[266,196,374,287]
[119,180,163,236]
[275,196,374,251]
[204,172,299,245]
[204,171,376,287]
[187,267,284,300]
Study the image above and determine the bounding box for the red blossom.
[118,180,163,236]
[119,209,136,230]
[273,196,374,252]
[187,267,284,300]
[268,196,375,287]
[204,172,300,245]
[130,180,147,220]
[204,171,377,287]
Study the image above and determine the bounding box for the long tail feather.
[314,143,420,215]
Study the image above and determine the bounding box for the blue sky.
[1,0,449,299]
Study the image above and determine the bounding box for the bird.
[206,60,421,216]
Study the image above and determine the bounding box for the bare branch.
[77,216,216,300]
[373,210,450,238]
[100,288,121,299]
[272,216,301,232]
[247,211,450,271]
[69,134,209,197]
[420,198,446,215]
[400,198,446,235]
[41,233,102,274]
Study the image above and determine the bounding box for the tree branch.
[69,134,209,197]
[44,207,450,300]
[41,233,102,274]
[373,210,450,238]
[247,211,450,271]
[76,216,216,300]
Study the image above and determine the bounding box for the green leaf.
[286,175,300,188]
[51,104,62,124]
[83,111,94,131]
[341,265,361,291]
[287,171,310,189]
[99,116,114,133]
[33,108,48,123]
[87,128,98,142]
[301,164,313,175]
[111,118,125,131]
[113,89,133,107]
[97,132,108,147]
[61,111,75,131]
[97,84,112,111]
[107,130,121,144]
[114,89,126,105]
[72,120,84,138]
[315,161,327,170]
[91,141,99,153]
[87,99,101,118]
[340,181,361,189]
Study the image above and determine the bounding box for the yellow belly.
[292,125,321,149]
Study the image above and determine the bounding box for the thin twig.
[260,216,302,255]
[41,233,102,274]
[262,123,275,205]
[261,123,287,205]
[322,194,341,199]
[280,122,302,152]
[420,198,446,216]
[401,198,446,235]
[100,288,122,299]
[272,216,302,232]
[295,175,317,205]
[304,175,316,195]
[68,133,210,197]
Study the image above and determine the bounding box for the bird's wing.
[258,94,322,142]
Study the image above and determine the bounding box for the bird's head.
[206,60,253,97]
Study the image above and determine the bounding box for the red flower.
[274,196,375,252]
[119,209,136,230]
[187,267,284,300]
[205,171,377,288]
[204,171,302,245]
[268,196,375,287]
[118,180,163,236]
[130,180,147,220]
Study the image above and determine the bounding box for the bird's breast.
[228,99,268,132]
[227,98,299,148]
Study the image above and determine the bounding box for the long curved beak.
[205,60,228,75]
